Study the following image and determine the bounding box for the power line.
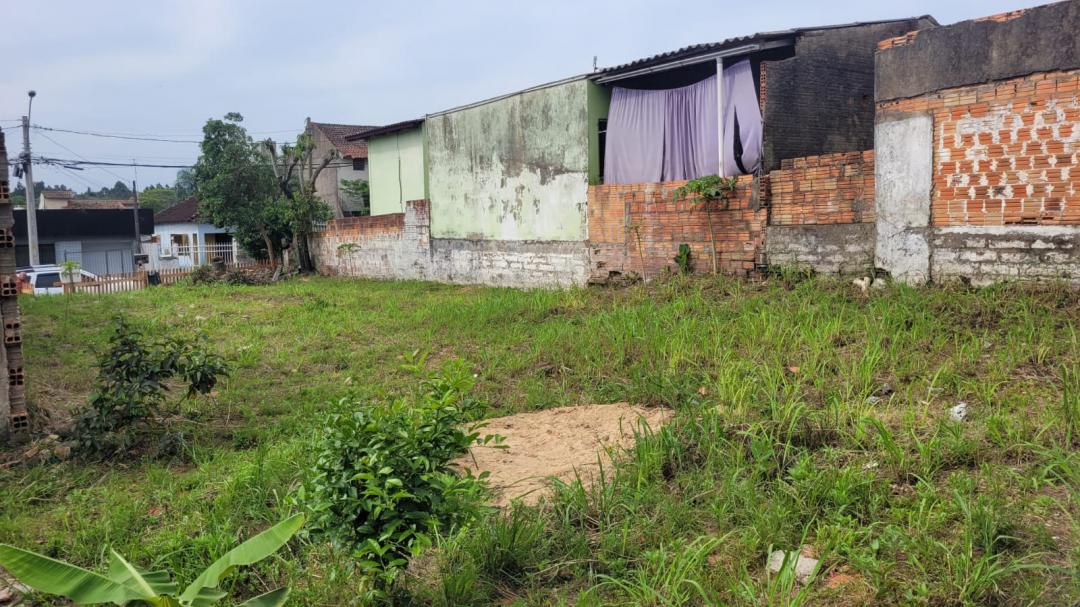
[35,131,130,182]
[31,125,201,143]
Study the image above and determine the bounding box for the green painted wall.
[368,126,426,216]
[426,78,591,241]
[587,82,611,185]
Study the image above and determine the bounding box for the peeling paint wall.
[369,126,426,216]
[426,79,590,242]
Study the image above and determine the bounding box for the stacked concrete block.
[0,131,27,440]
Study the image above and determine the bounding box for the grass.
[2,274,1079,605]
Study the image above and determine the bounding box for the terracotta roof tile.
[154,197,201,224]
[309,122,380,158]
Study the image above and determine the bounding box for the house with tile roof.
[151,197,242,268]
[304,119,380,218]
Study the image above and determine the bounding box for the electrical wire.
[35,131,130,182]
[30,124,307,143]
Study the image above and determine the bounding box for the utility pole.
[21,90,38,266]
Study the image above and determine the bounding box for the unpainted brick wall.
[587,175,765,280]
[877,67,1080,283]
[770,151,875,225]
[0,132,27,440]
[309,200,431,281]
[764,150,876,274]
[309,200,590,288]
[878,69,1080,227]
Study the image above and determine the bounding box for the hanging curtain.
[722,59,763,176]
[663,75,719,181]
[603,87,667,184]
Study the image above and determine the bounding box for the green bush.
[72,317,229,459]
[297,357,494,581]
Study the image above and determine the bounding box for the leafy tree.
[174,168,197,199]
[194,113,289,267]
[340,178,370,216]
[138,186,178,213]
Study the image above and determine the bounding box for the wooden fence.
[60,260,272,295]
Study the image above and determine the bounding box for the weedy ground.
[1,275,1077,605]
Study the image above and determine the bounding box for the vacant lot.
[2,275,1078,605]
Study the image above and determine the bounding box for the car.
[16,265,100,295]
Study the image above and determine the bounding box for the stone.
[949,402,968,422]
[767,549,819,584]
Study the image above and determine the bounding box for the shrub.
[297,357,494,581]
[71,317,229,459]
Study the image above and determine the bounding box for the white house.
[151,198,240,268]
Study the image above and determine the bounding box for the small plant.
[59,259,82,283]
[673,243,692,274]
[187,264,217,285]
[297,356,495,583]
[0,514,303,606]
[672,175,738,274]
[71,317,229,459]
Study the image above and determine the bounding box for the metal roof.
[345,119,424,141]
[594,16,937,79]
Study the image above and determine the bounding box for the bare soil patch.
[456,403,672,506]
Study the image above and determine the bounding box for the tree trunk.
[296,229,314,273]
[261,231,279,269]
[705,199,718,275]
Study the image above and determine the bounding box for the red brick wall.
[877,68,1080,227]
[770,151,875,225]
[587,175,765,279]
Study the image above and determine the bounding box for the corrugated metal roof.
[595,16,936,77]
[345,119,424,141]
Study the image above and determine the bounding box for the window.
[34,273,60,288]
[352,158,367,171]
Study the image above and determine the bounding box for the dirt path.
[455,403,672,506]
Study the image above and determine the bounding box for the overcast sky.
[1,0,1049,190]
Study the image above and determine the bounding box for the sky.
[0,0,1051,191]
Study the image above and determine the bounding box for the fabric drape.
[722,59,763,176]
[603,59,763,183]
[603,87,667,184]
[662,75,719,181]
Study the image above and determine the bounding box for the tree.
[137,186,178,213]
[340,178,370,216]
[174,168,197,199]
[194,113,289,267]
[261,133,334,273]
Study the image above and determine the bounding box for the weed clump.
[71,317,228,459]
[297,356,495,585]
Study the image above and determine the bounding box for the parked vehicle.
[16,265,99,295]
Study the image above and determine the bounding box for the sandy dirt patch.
[455,403,672,506]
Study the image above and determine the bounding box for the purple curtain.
[663,75,719,181]
[604,87,667,184]
[722,59,763,176]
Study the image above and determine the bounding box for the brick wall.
[765,150,877,274]
[876,67,1080,284]
[587,175,765,280]
[770,151,875,225]
[309,200,590,288]
[0,132,27,440]
[878,69,1080,227]
[309,200,431,281]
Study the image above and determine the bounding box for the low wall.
[586,175,766,281]
[930,225,1080,285]
[0,132,26,440]
[309,200,589,288]
[765,151,876,274]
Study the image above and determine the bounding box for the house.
[13,207,154,275]
[39,190,136,210]
[304,119,379,218]
[311,7,1079,288]
[152,197,240,267]
[345,119,427,216]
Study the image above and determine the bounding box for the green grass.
[2,275,1078,605]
